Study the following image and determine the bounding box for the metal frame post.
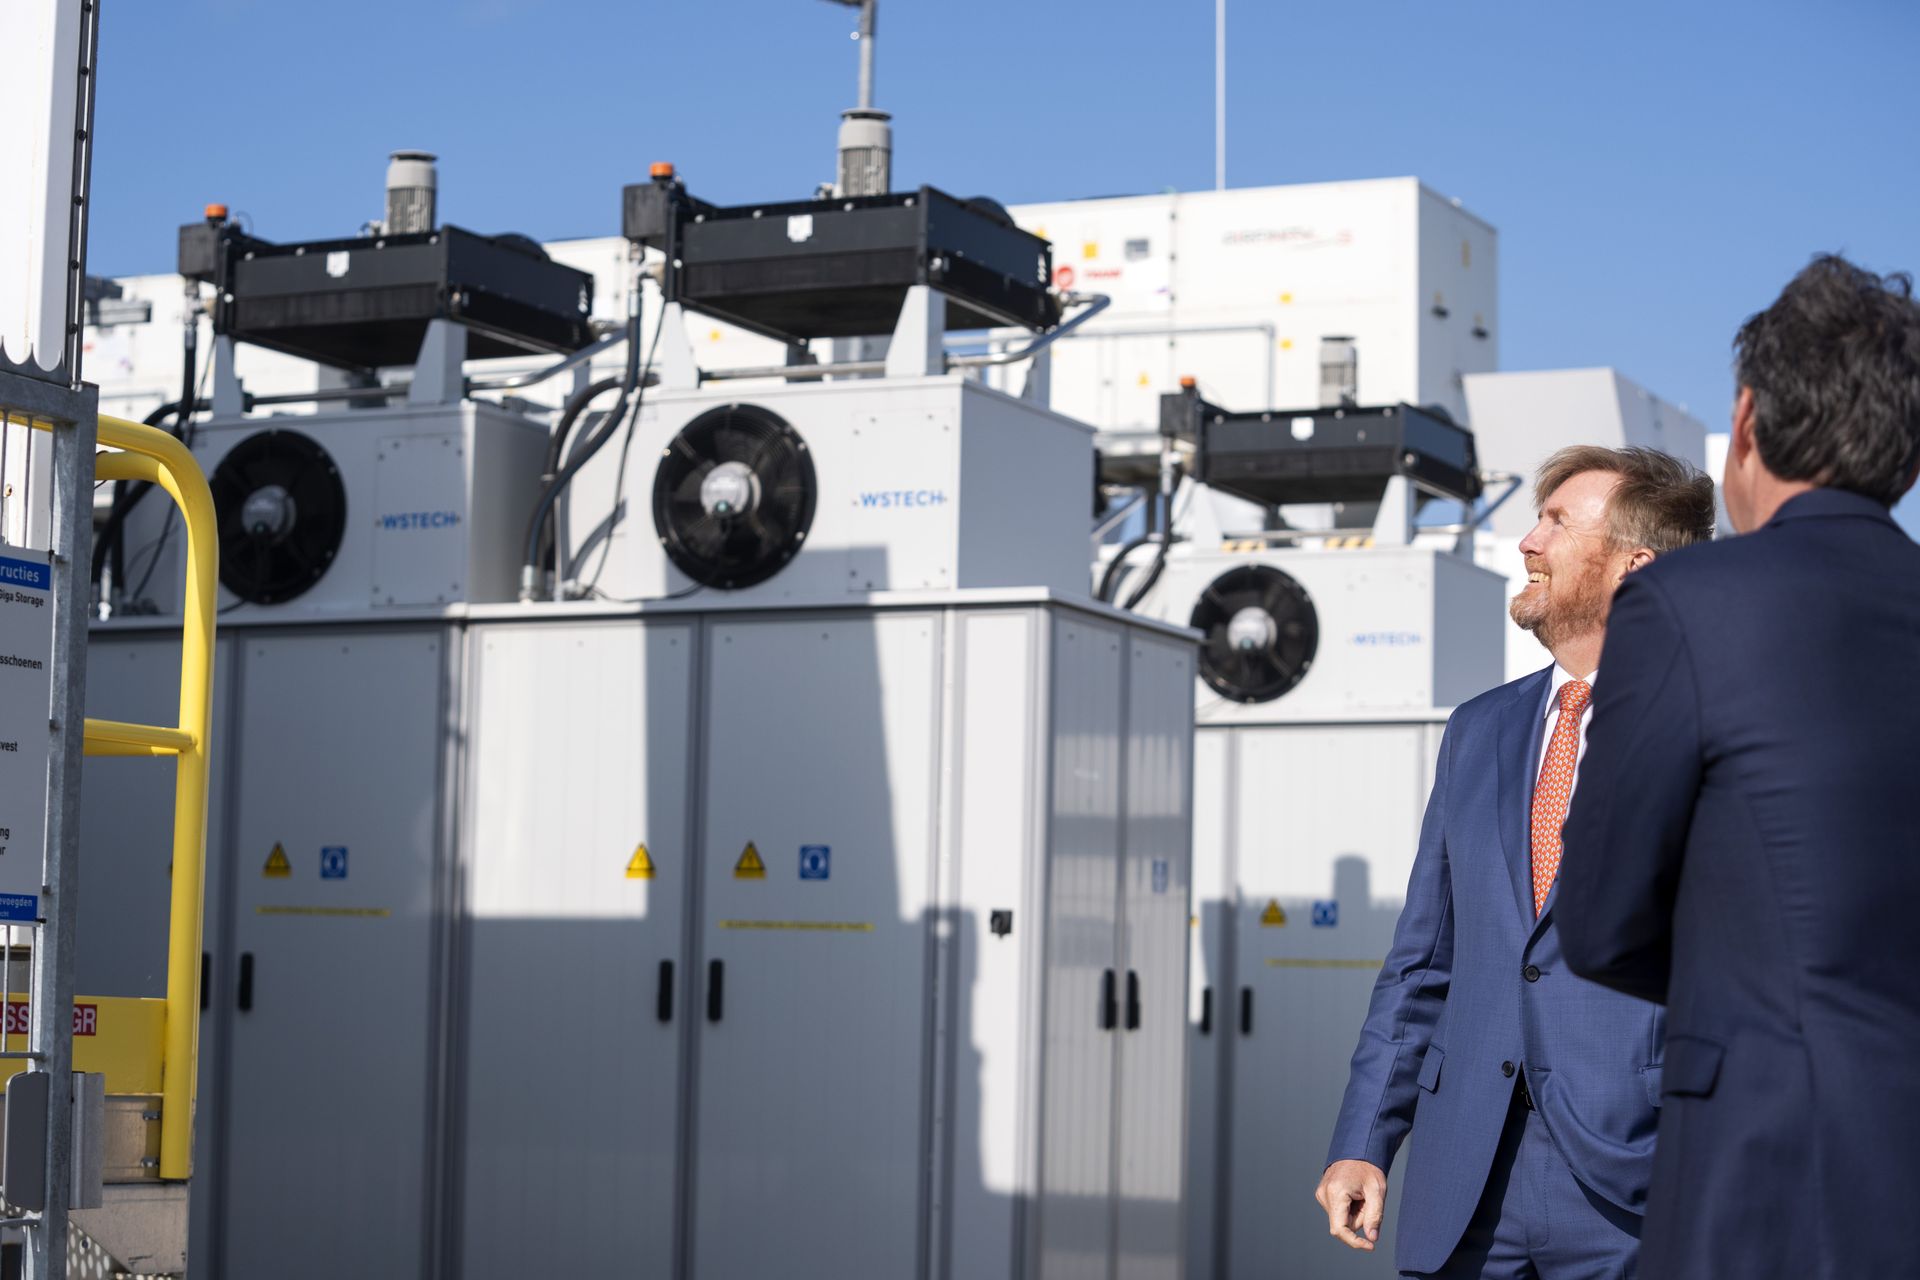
[27,383,97,1280]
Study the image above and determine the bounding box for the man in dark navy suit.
[1561,255,1920,1280]
[1318,447,1714,1277]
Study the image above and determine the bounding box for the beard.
[1510,554,1612,652]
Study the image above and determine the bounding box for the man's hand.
[1314,1159,1388,1251]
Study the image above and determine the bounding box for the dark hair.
[1734,254,1920,505]
[1534,445,1716,553]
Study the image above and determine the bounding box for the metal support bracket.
[884,285,945,379]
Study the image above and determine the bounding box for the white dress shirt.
[1536,663,1599,801]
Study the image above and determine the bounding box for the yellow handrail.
[63,415,217,1180]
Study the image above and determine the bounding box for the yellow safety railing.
[29,413,218,1181]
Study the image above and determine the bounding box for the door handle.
[1100,969,1118,1031]
[706,960,724,1024]
[1239,985,1253,1036]
[1199,986,1213,1036]
[200,952,210,1013]
[1125,970,1141,1031]
[237,952,254,1013]
[657,960,674,1024]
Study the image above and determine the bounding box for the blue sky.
[86,0,1920,529]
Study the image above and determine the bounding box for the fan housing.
[210,429,348,605]
[1189,565,1319,703]
[651,403,818,590]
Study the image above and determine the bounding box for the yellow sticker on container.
[626,844,656,880]
[1260,899,1287,927]
[733,842,766,880]
[262,843,291,878]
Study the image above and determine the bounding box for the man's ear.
[1620,547,1655,579]
[1731,386,1757,462]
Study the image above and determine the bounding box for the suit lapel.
[1496,669,1553,925]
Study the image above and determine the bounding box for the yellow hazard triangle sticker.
[733,842,766,880]
[263,843,292,878]
[1260,899,1287,927]
[625,844,655,880]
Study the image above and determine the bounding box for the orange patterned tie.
[1529,679,1592,915]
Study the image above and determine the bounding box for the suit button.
[1523,964,1541,983]
[1501,1061,1515,1078]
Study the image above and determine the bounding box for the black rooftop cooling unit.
[210,429,348,605]
[652,404,818,590]
[1189,564,1319,704]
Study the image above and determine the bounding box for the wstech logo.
[379,510,462,531]
[855,489,948,510]
[1351,631,1425,647]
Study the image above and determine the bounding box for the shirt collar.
[1545,663,1597,719]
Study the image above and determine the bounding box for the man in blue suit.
[1318,446,1714,1277]
[1559,255,1920,1279]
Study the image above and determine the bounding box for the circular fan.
[209,429,347,605]
[652,403,817,590]
[1189,565,1319,703]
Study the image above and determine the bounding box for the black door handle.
[237,952,254,1013]
[1239,985,1253,1036]
[706,960,724,1024]
[1199,986,1213,1036]
[1125,970,1142,1031]
[657,960,674,1024]
[200,952,210,1012]
[1100,969,1118,1031]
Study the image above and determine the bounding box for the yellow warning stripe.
[1265,957,1384,969]
[0,994,165,1095]
[256,906,393,919]
[718,920,874,933]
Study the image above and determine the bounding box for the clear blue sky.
[85,0,1920,529]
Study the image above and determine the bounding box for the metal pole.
[27,383,97,1280]
[1215,0,1226,190]
[857,0,876,110]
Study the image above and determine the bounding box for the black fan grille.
[652,404,817,590]
[209,430,347,605]
[1189,565,1319,703]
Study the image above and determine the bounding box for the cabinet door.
[1226,724,1427,1280]
[459,622,693,1277]
[1114,635,1195,1280]
[79,633,235,1273]
[1036,618,1125,1280]
[221,632,444,1280]
[690,614,939,1278]
[1184,730,1231,1280]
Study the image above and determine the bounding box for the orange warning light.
[204,203,229,222]
[650,162,676,179]
[1179,375,1197,389]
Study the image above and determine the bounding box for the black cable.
[92,399,187,589]
[577,317,664,594]
[530,376,622,578]
[521,301,644,595]
[1096,533,1160,604]
[1116,460,1186,611]
[1120,534,1173,611]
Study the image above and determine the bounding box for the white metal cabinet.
[457,621,694,1278]
[690,613,940,1278]
[220,631,446,1280]
[1035,617,1126,1280]
[77,632,235,1276]
[1114,634,1195,1280]
[1224,723,1434,1280]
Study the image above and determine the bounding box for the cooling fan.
[652,403,818,590]
[1189,564,1319,703]
[209,429,348,605]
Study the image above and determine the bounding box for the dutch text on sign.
[4,1001,99,1036]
